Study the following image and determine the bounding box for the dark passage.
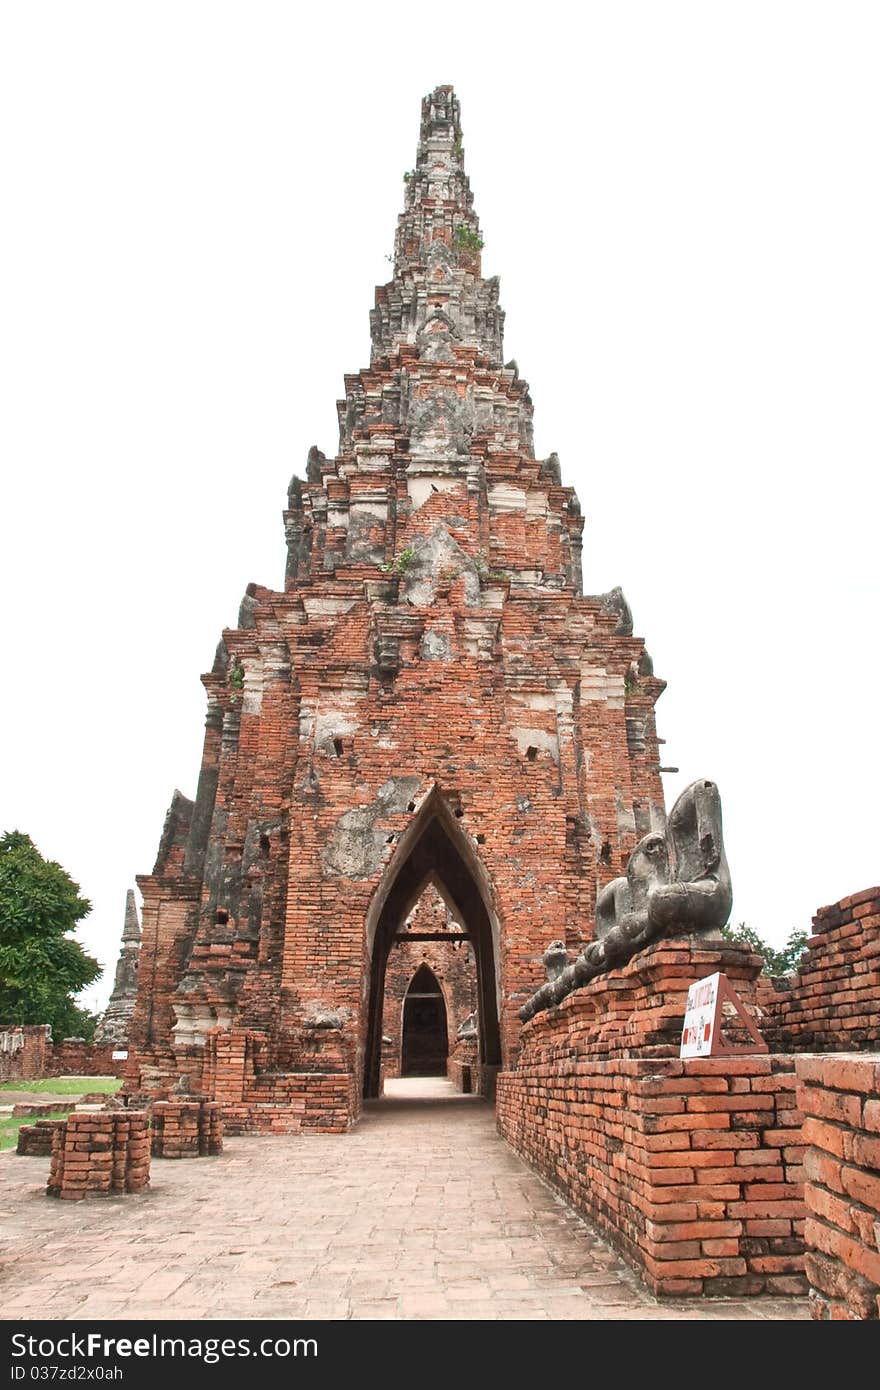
[401,965,448,1076]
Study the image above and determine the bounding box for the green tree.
[721,921,810,977]
[0,831,100,1039]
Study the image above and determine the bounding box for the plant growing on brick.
[454,226,483,253]
[380,546,415,574]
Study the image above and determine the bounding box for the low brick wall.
[151,1100,223,1157]
[16,1119,67,1157]
[223,1072,357,1135]
[796,1054,880,1319]
[498,1053,805,1296]
[46,1040,128,1078]
[759,888,880,1051]
[199,1026,359,1133]
[47,1112,150,1200]
[0,1025,127,1082]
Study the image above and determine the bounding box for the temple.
[126,85,673,1129]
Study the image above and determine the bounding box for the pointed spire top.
[122,888,141,946]
[419,85,464,156]
[393,84,482,280]
[370,86,503,365]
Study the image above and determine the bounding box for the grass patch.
[0,1076,122,1095]
[0,1110,71,1153]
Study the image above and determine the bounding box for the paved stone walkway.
[0,1080,808,1321]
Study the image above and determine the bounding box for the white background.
[1,2,877,1013]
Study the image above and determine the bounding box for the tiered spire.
[370,85,505,366]
[94,889,141,1047]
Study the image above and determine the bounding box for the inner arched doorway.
[401,965,448,1076]
[364,789,501,1099]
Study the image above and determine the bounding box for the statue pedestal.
[523,936,764,1060]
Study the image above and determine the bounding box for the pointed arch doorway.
[364,789,501,1099]
[401,964,448,1076]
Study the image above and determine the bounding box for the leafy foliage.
[455,226,484,253]
[721,920,810,976]
[379,546,415,575]
[0,832,100,1039]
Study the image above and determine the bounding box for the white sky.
[1,3,877,1015]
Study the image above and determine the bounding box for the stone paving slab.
[0,1079,808,1321]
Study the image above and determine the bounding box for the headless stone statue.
[519,779,732,1021]
[646,778,731,938]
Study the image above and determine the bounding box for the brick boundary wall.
[759,888,880,1051]
[796,1054,880,1319]
[45,1041,128,1078]
[150,1100,223,1157]
[0,1026,51,1081]
[47,1112,150,1200]
[16,1119,67,1157]
[0,1026,128,1082]
[498,1054,806,1296]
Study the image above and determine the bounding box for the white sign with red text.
[680,972,721,1058]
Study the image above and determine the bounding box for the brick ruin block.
[151,1099,223,1158]
[758,888,880,1052]
[796,1054,880,1319]
[46,1112,150,1200]
[16,1119,67,1157]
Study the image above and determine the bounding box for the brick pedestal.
[16,1119,66,1157]
[151,1100,223,1157]
[46,1112,150,1200]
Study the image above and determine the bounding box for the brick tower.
[127,86,667,1129]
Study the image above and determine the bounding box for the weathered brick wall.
[222,1074,357,1135]
[199,1026,357,1134]
[499,1044,805,1298]
[759,888,880,1051]
[150,1100,223,1157]
[47,1112,150,1200]
[497,937,806,1297]
[0,1026,125,1082]
[796,1054,880,1319]
[513,939,764,1062]
[46,1040,127,1078]
[0,1025,51,1081]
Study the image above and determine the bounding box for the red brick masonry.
[796,1054,880,1319]
[498,1049,806,1297]
[150,1100,223,1158]
[759,888,880,1051]
[0,1025,127,1083]
[46,1112,150,1200]
[16,1119,67,1157]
